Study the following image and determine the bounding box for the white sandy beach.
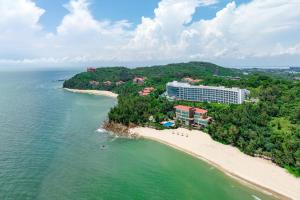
[130,127,300,200]
[64,88,118,98]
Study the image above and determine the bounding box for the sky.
[0,0,300,69]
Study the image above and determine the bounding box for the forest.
[64,62,300,176]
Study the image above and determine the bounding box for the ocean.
[0,71,276,200]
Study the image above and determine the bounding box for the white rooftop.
[167,81,246,92]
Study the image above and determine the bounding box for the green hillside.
[63,61,240,93]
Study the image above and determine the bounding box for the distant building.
[103,81,112,86]
[228,76,241,80]
[139,87,155,96]
[174,105,211,126]
[89,80,99,86]
[167,81,250,104]
[213,75,241,80]
[87,67,96,72]
[294,77,300,81]
[182,77,202,84]
[116,81,125,86]
[133,77,145,85]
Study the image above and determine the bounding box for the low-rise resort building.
[103,81,112,86]
[133,77,146,85]
[89,80,100,86]
[87,67,96,72]
[116,81,125,86]
[139,87,155,96]
[167,81,250,104]
[182,77,202,84]
[174,105,212,127]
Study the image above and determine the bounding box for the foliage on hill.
[63,61,240,93]
[64,62,300,176]
[207,78,300,176]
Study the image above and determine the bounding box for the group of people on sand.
[172,131,189,138]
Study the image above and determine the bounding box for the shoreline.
[130,127,300,200]
[64,88,118,98]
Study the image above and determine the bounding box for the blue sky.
[35,0,251,32]
[0,0,300,68]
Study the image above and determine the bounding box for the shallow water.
[0,71,277,200]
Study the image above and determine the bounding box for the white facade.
[166,81,250,104]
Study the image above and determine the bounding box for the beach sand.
[64,88,118,98]
[130,127,300,200]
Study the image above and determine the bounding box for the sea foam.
[252,195,262,200]
[96,128,106,133]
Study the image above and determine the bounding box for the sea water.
[0,71,277,200]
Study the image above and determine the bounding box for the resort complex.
[174,105,212,126]
[166,81,250,104]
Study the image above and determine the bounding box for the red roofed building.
[182,77,202,84]
[194,108,211,126]
[194,108,207,114]
[139,87,155,96]
[87,67,96,72]
[133,77,145,85]
[174,105,195,126]
[174,105,211,126]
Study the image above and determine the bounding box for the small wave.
[110,136,119,142]
[252,195,262,200]
[96,128,106,133]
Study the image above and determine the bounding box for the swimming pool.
[163,121,175,127]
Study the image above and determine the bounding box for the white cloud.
[0,0,300,68]
[123,0,201,61]
[198,0,218,6]
[0,0,45,58]
[50,0,132,59]
[0,0,44,31]
[57,0,130,35]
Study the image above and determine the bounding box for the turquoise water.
[0,71,277,200]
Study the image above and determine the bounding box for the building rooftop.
[139,87,155,96]
[174,105,192,111]
[167,81,245,92]
[194,108,208,114]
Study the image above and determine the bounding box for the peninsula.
[64,62,300,199]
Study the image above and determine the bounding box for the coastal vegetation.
[64,62,300,176]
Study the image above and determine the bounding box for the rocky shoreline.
[102,121,139,139]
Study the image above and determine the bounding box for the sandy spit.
[64,88,118,98]
[130,127,300,200]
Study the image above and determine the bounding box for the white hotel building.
[166,81,250,104]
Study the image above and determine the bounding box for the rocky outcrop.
[102,121,139,139]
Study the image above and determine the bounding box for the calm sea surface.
[0,71,276,200]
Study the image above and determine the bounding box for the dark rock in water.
[102,121,139,139]
[52,79,66,82]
